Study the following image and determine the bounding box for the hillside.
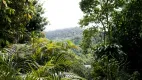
[45,27,83,45]
[45,27,83,40]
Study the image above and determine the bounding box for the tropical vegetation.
[0,0,142,80]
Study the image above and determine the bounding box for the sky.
[41,0,83,31]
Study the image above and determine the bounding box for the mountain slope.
[45,27,83,40]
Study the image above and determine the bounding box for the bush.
[91,44,140,80]
[94,44,126,62]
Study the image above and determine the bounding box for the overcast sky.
[41,0,83,31]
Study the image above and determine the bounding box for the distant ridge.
[45,27,83,41]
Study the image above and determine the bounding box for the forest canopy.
[80,0,142,79]
[0,0,48,46]
[0,0,142,80]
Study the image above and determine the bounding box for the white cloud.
[41,0,83,31]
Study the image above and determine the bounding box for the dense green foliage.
[45,27,83,45]
[79,0,142,79]
[0,0,48,47]
[1,0,142,80]
[0,38,88,80]
[0,0,87,80]
[111,0,142,74]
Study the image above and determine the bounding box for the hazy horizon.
[41,0,83,31]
